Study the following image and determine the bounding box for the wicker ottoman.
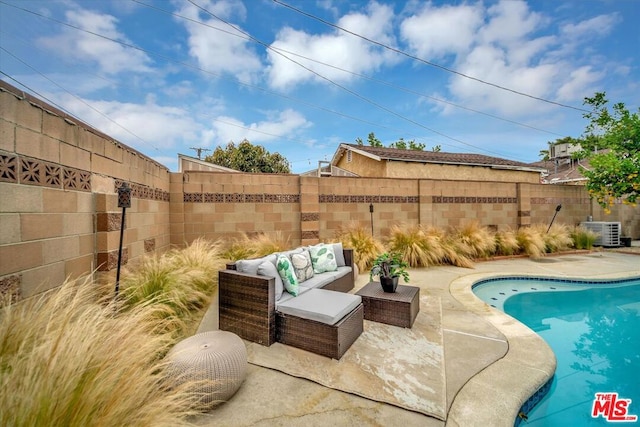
[166,331,247,408]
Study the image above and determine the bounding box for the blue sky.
[1,0,638,173]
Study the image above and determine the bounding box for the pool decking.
[193,249,640,427]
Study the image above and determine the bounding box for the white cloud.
[174,0,262,82]
[556,66,604,101]
[266,2,399,89]
[57,94,201,152]
[38,8,153,75]
[561,13,620,39]
[210,109,311,144]
[400,3,483,59]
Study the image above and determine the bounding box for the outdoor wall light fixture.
[547,204,562,233]
[115,182,131,298]
[369,203,374,237]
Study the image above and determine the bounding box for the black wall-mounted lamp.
[547,204,562,233]
[369,203,374,237]
[115,182,131,298]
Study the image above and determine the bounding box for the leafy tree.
[204,139,290,173]
[431,145,441,152]
[355,132,383,146]
[356,133,425,150]
[578,92,640,212]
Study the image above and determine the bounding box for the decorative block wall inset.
[114,180,169,202]
[96,213,122,232]
[301,212,320,221]
[0,153,18,183]
[301,230,319,239]
[432,196,518,204]
[97,248,128,271]
[319,194,418,203]
[144,238,156,252]
[0,274,21,303]
[183,193,300,203]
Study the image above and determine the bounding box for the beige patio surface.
[193,249,640,427]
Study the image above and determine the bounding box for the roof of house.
[532,158,591,184]
[332,143,545,172]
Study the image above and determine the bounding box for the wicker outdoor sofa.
[219,244,363,359]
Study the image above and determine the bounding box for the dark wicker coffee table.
[355,282,420,328]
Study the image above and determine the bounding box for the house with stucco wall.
[326,144,545,183]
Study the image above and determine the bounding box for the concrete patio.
[193,248,640,427]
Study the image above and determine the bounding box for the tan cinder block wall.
[1,81,171,300]
[173,171,302,247]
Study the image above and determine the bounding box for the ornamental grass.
[516,226,547,259]
[0,276,205,427]
[118,238,225,337]
[535,223,573,253]
[334,222,385,272]
[221,231,290,260]
[494,228,521,256]
[386,224,444,267]
[571,225,599,250]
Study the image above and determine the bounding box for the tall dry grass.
[387,225,438,267]
[535,223,573,253]
[494,228,521,256]
[119,237,225,337]
[221,232,290,260]
[516,226,547,258]
[0,276,204,427]
[448,221,496,259]
[334,222,385,272]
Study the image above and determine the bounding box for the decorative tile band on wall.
[531,197,590,205]
[96,248,128,271]
[0,152,91,191]
[301,230,320,239]
[183,193,301,203]
[432,196,518,204]
[319,194,419,203]
[114,180,169,202]
[301,212,320,221]
[0,274,21,304]
[518,210,531,217]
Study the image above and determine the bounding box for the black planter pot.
[380,276,399,293]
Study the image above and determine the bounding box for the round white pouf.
[166,331,247,408]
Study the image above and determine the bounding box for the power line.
[186,0,510,158]
[133,0,565,137]
[272,0,591,113]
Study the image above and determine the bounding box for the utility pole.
[190,147,210,160]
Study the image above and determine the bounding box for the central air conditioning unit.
[579,221,621,247]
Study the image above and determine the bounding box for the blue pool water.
[473,277,640,426]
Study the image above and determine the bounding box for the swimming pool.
[473,276,640,426]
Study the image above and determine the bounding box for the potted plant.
[369,252,410,293]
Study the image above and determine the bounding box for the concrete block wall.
[172,171,301,246]
[1,81,171,300]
